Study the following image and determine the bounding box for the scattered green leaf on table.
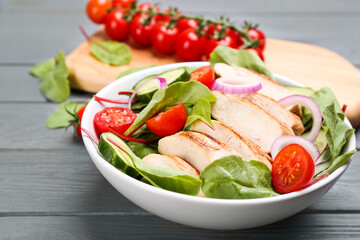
[117,65,157,79]
[46,101,85,128]
[184,97,214,129]
[209,46,275,80]
[90,40,131,66]
[30,58,55,78]
[200,155,279,199]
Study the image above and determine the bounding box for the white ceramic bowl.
[82,62,356,230]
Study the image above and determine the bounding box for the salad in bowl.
[81,46,356,229]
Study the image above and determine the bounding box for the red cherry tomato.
[176,18,199,32]
[175,28,207,61]
[227,29,244,48]
[138,2,159,11]
[145,103,187,137]
[152,23,178,55]
[248,28,266,51]
[94,107,137,135]
[156,9,181,23]
[86,0,112,24]
[189,66,215,89]
[130,14,156,46]
[247,48,265,62]
[112,0,136,8]
[206,24,223,36]
[204,35,237,59]
[75,105,87,136]
[272,144,315,193]
[104,10,130,41]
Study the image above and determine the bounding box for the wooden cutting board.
[66,29,360,128]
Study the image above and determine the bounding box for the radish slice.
[271,135,320,162]
[211,76,262,94]
[278,95,322,142]
[128,77,168,109]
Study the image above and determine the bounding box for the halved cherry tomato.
[112,0,136,8]
[189,66,215,89]
[104,9,130,41]
[130,14,156,46]
[175,28,207,61]
[145,103,187,137]
[94,107,137,135]
[204,35,237,59]
[247,28,266,51]
[86,0,112,24]
[152,23,178,54]
[75,105,87,136]
[272,144,315,193]
[176,18,199,32]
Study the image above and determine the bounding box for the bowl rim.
[82,61,356,205]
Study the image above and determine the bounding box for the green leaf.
[126,141,159,159]
[117,65,157,79]
[325,150,356,174]
[31,50,70,103]
[200,155,279,199]
[184,98,214,129]
[302,128,327,153]
[90,40,131,66]
[285,86,315,97]
[46,101,85,129]
[124,81,217,135]
[209,46,275,80]
[310,88,343,118]
[314,148,332,177]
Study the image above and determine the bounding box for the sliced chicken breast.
[238,93,304,135]
[211,91,294,154]
[158,131,237,172]
[142,154,199,178]
[191,120,272,169]
[214,63,301,116]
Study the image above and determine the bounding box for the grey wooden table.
[1,0,359,239]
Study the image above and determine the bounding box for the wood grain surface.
[0,0,359,239]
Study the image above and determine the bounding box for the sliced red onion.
[271,135,320,162]
[278,95,322,142]
[128,77,168,109]
[211,76,262,94]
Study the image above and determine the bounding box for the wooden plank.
[1,214,360,239]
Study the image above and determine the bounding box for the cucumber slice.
[285,86,315,97]
[135,68,191,103]
[98,132,140,179]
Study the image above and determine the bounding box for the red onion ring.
[271,135,320,162]
[211,76,262,94]
[128,77,168,109]
[278,95,322,142]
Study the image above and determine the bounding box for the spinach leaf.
[46,101,85,128]
[314,148,332,177]
[310,88,343,118]
[285,86,315,96]
[124,81,216,135]
[302,128,327,153]
[184,97,214,129]
[200,155,279,199]
[30,50,70,102]
[209,46,275,80]
[126,141,158,159]
[117,65,157,79]
[90,40,131,66]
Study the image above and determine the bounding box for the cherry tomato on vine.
[86,0,112,24]
[112,0,136,8]
[175,28,207,61]
[155,9,181,23]
[272,144,315,193]
[206,24,225,36]
[94,107,137,135]
[227,28,244,48]
[104,10,130,41]
[176,18,199,32]
[247,48,265,62]
[247,28,266,51]
[189,66,215,89]
[152,23,178,55]
[146,103,187,137]
[138,2,159,11]
[204,35,237,59]
[130,14,156,46]
[74,105,87,136]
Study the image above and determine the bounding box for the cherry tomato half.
[204,35,237,59]
[248,28,266,51]
[145,103,187,137]
[86,0,112,24]
[104,10,130,41]
[152,23,178,55]
[272,144,315,193]
[75,105,87,136]
[175,28,207,61]
[189,66,215,89]
[130,14,156,47]
[94,107,137,135]
[112,0,136,8]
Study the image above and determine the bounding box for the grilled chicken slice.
[214,63,301,116]
[238,93,304,135]
[142,154,199,178]
[211,91,294,154]
[158,131,237,172]
[191,120,272,169]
